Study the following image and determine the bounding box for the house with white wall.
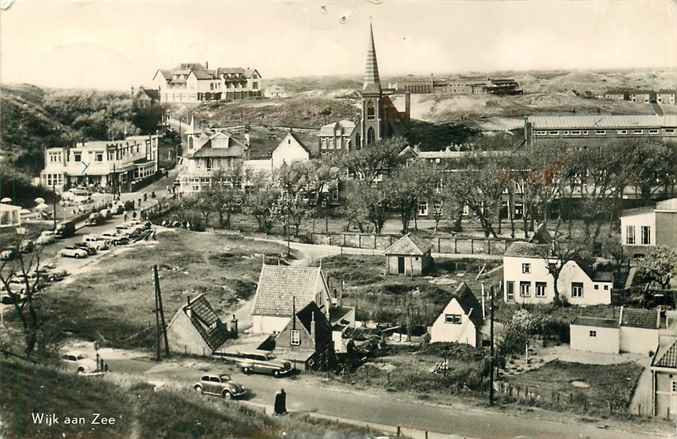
[570,307,672,355]
[429,282,483,348]
[503,241,613,306]
[251,264,332,335]
[620,198,677,258]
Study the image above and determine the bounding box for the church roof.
[362,23,382,95]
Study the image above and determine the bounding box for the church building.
[320,23,410,157]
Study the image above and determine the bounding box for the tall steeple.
[362,22,381,94]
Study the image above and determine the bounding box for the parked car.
[0,248,17,261]
[238,355,293,377]
[59,246,88,259]
[55,221,76,239]
[193,374,247,399]
[61,352,97,374]
[73,242,97,256]
[0,294,21,305]
[36,231,56,246]
[82,235,110,251]
[99,209,112,220]
[18,240,34,254]
[87,212,104,226]
[46,269,69,282]
[101,232,129,246]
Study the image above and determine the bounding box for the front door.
[397,257,405,274]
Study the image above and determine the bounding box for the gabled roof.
[384,233,433,256]
[319,120,356,137]
[252,265,328,317]
[653,337,677,369]
[450,282,483,327]
[621,308,660,329]
[190,69,217,80]
[527,114,677,129]
[283,131,314,156]
[178,294,229,351]
[504,241,549,258]
[291,301,333,348]
[191,144,244,158]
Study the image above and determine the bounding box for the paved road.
[99,351,669,439]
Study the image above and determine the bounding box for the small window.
[73,152,82,162]
[649,129,659,135]
[535,282,546,297]
[664,128,675,134]
[95,152,103,162]
[626,225,636,245]
[570,130,581,135]
[641,226,651,245]
[603,285,609,291]
[506,281,515,301]
[617,129,628,135]
[548,130,559,136]
[571,282,583,298]
[521,263,531,274]
[290,330,301,346]
[594,284,599,290]
[519,281,531,297]
[589,330,597,337]
[632,129,643,135]
[595,130,606,135]
[445,314,462,324]
[672,380,677,393]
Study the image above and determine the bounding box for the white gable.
[271,133,310,170]
[429,298,479,347]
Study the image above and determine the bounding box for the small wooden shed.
[384,233,434,276]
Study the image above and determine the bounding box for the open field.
[0,357,374,439]
[503,359,644,417]
[320,254,501,325]
[24,230,292,349]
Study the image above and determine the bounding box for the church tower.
[360,23,384,148]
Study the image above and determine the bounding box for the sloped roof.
[621,308,659,329]
[319,120,356,137]
[452,282,483,327]
[504,241,549,258]
[252,265,327,317]
[191,144,244,158]
[527,114,677,129]
[139,88,160,100]
[191,69,217,80]
[183,294,229,351]
[528,223,552,244]
[294,301,333,348]
[653,337,677,369]
[591,271,613,282]
[384,233,433,256]
[571,316,619,328]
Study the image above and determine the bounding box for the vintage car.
[193,374,247,399]
[238,354,293,377]
[59,246,88,259]
[61,352,98,374]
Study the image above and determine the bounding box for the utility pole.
[52,178,57,230]
[154,265,170,356]
[489,285,495,406]
[153,266,161,361]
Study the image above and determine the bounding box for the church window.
[367,127,375,145]
[366,100,376,119]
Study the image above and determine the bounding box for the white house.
[620,198,677,258]
[0,203,21,227]
[251,264,332,334]
[503,241,613,306]
[271,131,312,170]
[571,307,672,355]
[429,282,483,348]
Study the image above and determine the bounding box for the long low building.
[525,114,677,146]
[40,135,159,193]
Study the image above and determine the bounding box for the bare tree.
[0,240,45,358]
[539,235,583,305]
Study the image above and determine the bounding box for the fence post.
[396,425,401,437]
[358,234,361,249]
[487,239,492,255]
[454,238,458,254]
[470,239,474,254]
[343,234,346,247]
[374,235,377,249]
[437,237,441,253]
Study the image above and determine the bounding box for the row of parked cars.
[58,220,153,259]
[0,263,68,304]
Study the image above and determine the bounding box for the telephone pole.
[489,285,495,406]
[154,265,170,356]
[52,179,57,230]
[154,267,161,362]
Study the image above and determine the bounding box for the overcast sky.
[1,0,676,90]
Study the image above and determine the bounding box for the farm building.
[384,233,434,276]
[166,294,231,356]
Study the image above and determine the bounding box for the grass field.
[0,358,375,439]
[28,230,292,350]
[320,254,501,325]
[503,360,644,416]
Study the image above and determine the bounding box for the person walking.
[273,388,287,416]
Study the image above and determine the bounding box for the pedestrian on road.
[123,213,128,222]
[273,388,287,416]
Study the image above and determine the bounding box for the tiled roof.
[184,294,229,351]
[527,115,677,129]
[653,337,677,369]
[452,282,483,326]
[621,308,659,329]
[504,241,549,258]
[191,145,244,158]
[384,233,433,256]
[591,271,613,282]
[571,316,619,328]
[252,265,327,317]
[191,70,216,80]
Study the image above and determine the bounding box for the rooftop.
[384,233,433,256]
[621,308,661,330]
[527,114,677,129]
[504,241,549,258]
[451,282,483,327]
[252,265,327,318]
[571,316,619,329]
[653,336,677,369]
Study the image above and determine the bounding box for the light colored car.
[0,248,17,261]
[36,230,57,245]
[101,232,129,246]
[59,247,88,259]
[193,374,247,399]
[61,352,98,374]
[239,354,293,377]
[82,235,110,251]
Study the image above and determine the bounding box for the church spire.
[362,22,381,94]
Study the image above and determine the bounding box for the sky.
[1,0,676,90]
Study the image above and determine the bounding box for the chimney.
[187,295,191,306]
[310,311,316,344]
[205,61,208,69]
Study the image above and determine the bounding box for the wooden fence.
[309,232,512,256]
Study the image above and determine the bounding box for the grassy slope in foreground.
[0,358,374,439]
